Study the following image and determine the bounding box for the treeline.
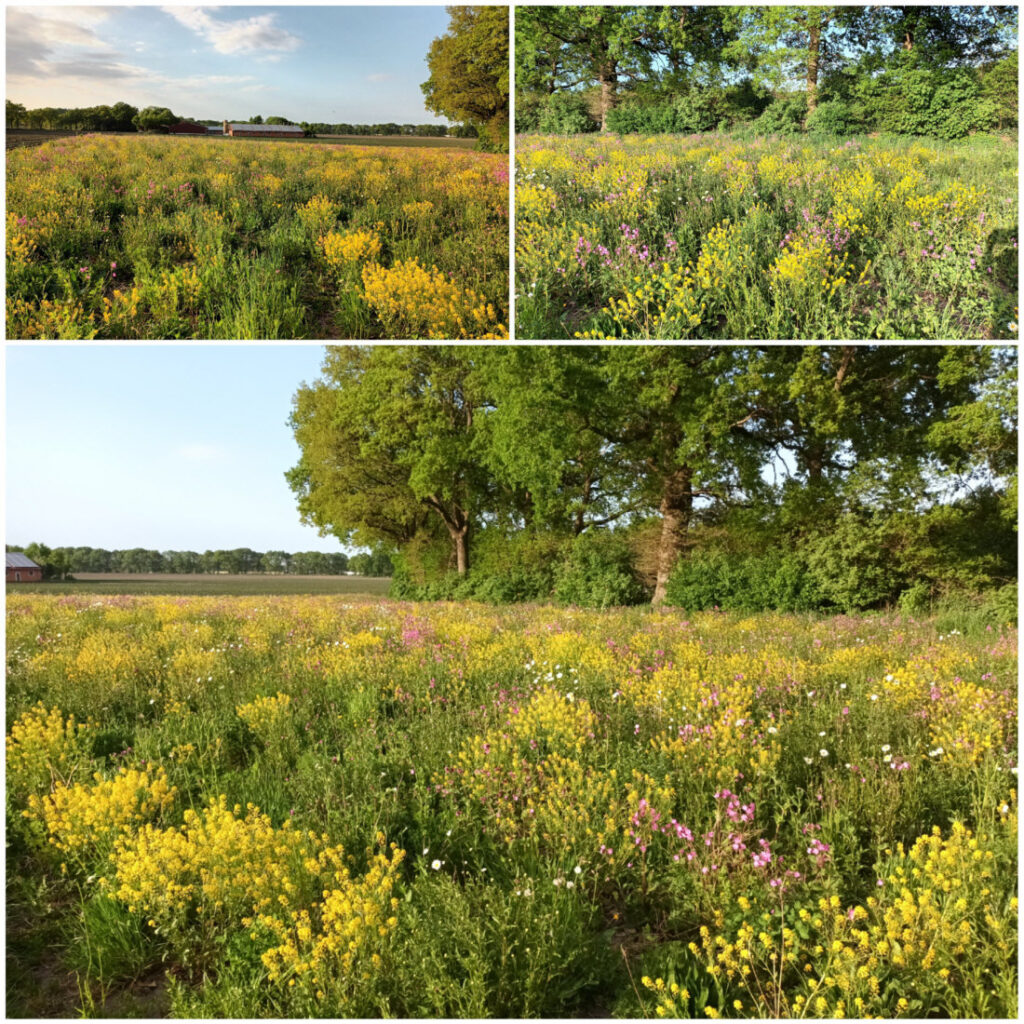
[289,346,1017,615]
[517,5,1018,139]
[300,122,474,138]
[5,101,468,139]
[6,544,392,581]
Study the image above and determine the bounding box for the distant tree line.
[5,544,393,581]
[5,101,472,139]
[517,5,1018,139]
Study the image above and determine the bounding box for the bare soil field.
[7,573,392,596]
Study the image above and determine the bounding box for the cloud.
[366,72,394,83]
[6,6,113,76]
[162,7,301,56]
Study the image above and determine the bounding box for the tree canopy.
[289,345,1017,611]
[422,5,509,151]
[516,4,1018,136]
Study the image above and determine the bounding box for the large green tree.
[288,347,490,575]
[422,5,509,151]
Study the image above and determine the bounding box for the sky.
[7,5,454,125]
[5,345,362,554]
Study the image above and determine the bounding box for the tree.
[288,346,489,575]
[132,106,176,132]
[422,5,509,151]
[6,101,27,128]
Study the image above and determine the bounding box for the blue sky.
[7,6,454,124]
[5,345,361,554]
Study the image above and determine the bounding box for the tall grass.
[6,596,1017,1017]
[516,132,1018,340]
[7,135,508,339]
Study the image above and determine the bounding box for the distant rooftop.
[6,552,40,568]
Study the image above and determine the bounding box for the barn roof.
[226,123,302,133]
[6,552,40,568]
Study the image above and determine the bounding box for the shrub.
[754,94,808,135]
[552,531,646,608]
[805,99,856,137]
[664,548,826,612]
[537,92,597,135]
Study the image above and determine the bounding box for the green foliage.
[664,547,826,613]
[537,91,598,134]
[754,94,808,134]
[607,92,719,135]
[980,51,1019,129]
[804,99,855,136]
[422,6,509,152]
[552,531,647,608]
[132,106,176,133]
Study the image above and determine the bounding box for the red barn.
[168,120,209,134]
[6,552,42,582]
[223,121,304,138]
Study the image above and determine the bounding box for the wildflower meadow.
[6,594,1017,1017]
[6,135,509,340]
[516,134,1018,340]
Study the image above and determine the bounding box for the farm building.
[6,552,42,583]
[222,121,304,138]
[167,120,209,134]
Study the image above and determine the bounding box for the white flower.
[553,877,563,887]
[767,726,778,735]
[839,683,847,690]
[566,881,575,889]
[431,859,442,870]
[573,865,582,875]
[883,754,892,763]
[999,803,1009,815]
[869,694,879,701]
[881,744,891,753]
[423,847,429,855]
[885,674,894,682]
[818,731,826,737]
[804,756,813,764]
[819,749,829,758]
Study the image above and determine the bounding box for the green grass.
[6,599,1016,1018]
[516,131,1018,340]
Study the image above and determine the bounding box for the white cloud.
[162,7,301,56]
[366,72,394,83]
[6,6,114,76]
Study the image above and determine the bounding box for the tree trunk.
[450,523,469,574]
[806,17,821,113]
[651,465,693,606]
[598,61,617,131]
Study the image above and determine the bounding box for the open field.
[314,135,478,150]
[7,134,508,339]
[7,596,1016,1017]
[516,133,1018,340]
[6,574,392,597]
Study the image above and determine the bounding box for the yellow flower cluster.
[361,258,508,339]
[641,975,690,1018]
[689,818,1017,1018]
[6,702,94,797]
[297,193,341,237]
[320,228,382,271]
[237,691,293,738]
[27,766,176,855]
[108,796,320,924]
[257,839,405,986]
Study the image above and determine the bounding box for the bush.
[864,58,998,139]
[754,94,808,135]
[552,532,646,608]
[537,92,597,135]
[664,548,826,613]
[606,92,718,135]
[805,99,856,137]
